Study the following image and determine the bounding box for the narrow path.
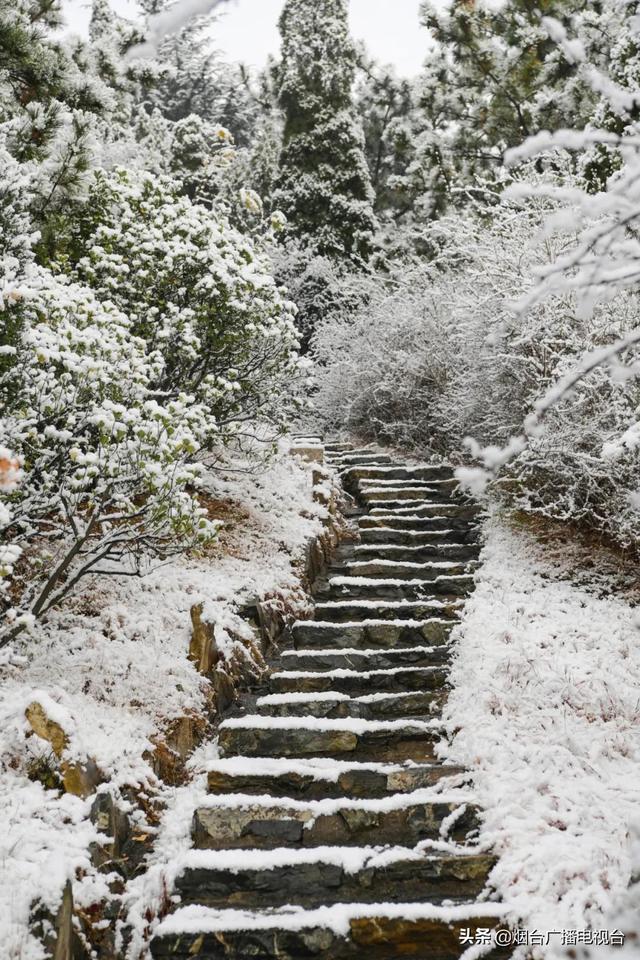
[151,444,507,959]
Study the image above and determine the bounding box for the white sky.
[62,0,429,76]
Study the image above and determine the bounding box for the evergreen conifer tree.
[274,0,376,262]
[404,0,606,212]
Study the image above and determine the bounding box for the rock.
[189,603,218,675]
[90,791,131,872]
[31,881,88,960]
[61,757,101,799]
[26,701,101,798]
[26,701,68,757]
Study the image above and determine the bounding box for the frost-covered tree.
[274,0,376,262]
[312,158,640,548]
[355,59,415,219]
[404,0,604,211]
[143,13,258,146]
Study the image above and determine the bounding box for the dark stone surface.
[175,853,497,909]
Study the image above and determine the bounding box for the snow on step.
[176,840,483,875]
[153,899,506,938]
[271,665,444,680]
[253,690,443,722]
[328,575,473,587]
[291,617,455,648]
[323,574,475,599]
[195,786,473,815]
[269,664,448,697]
[315,598,459,609]
[257,690,430,706]
[281,643,447,658]
[218,711,446,762]
[219,716,443,734]
[358,478,456,488]
[346,559,464,570]
[205,756,416,782]
[350,542,479,562]
[205,757,467,801]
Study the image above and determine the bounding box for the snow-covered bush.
[313,171,640,546]
[60,168,304,444]
[0,269,217,644]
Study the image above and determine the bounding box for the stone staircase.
[151,443,507,959]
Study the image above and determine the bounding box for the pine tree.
[411,0,602,204]
[147,18,258,147]
[274,0,376,262]
[355,59,414,219]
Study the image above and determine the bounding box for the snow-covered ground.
[0,448,331,960]
[443,513,640,956]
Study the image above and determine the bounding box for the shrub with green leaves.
[59,168,304,443]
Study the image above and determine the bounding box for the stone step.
[280,642,452,672]
[334,560,471,580]
[175,847,497,909]
[152,904,509,960]
[291,620,457,653]
[192,790,480,850]
[312,600,462,624]
[344,465,456,481]
[367,502,479,518]
[358,477,459,490]
[217,716,444,762]
[360,488,459,504]
[269,665,448,696]
[359,516,477,535]
[321,575,475,601]
[331,460,392,470]
[349,543,479,562]
[254,689,444,720]
[205,758,466,800]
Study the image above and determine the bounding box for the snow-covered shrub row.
[312,171,640,547]
[442,514,640,944]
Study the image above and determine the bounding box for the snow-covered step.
[312,599,462,625]
[174,845,497,909]
[358,478,458,490]
[343,464,456,482]
[322,574,476,601]
[337,559,472,580]
[281,642,452,673]
[293,614,455,645]
[324,441,352,452]
[360,488,458,504]
[151,902,508,960]
[268,664,448,696]
[359,515,476,535]
[192,788,479,850]
[254,688,443,721]
[149,447,495,959]
[368,502,479,518]
[205,757,466,801]
[217,715,445,763]
[351,542,479,562]
[331,454,394,466]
